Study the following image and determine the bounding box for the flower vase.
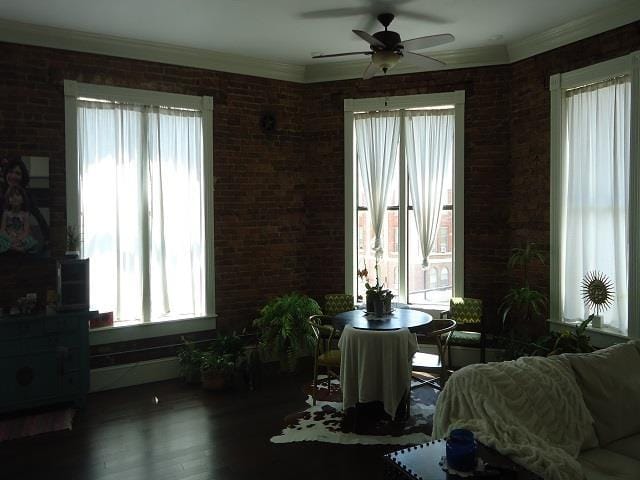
[373,297,385,317]
[446,428,478,472]
[384,296,393,314]
[366,291,375,313]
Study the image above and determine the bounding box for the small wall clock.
[260,112,277,133]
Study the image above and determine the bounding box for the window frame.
[344,92,465,311]
[549,52,640,339]
[64,80,216,340]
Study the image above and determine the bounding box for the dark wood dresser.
[0,311,94,413]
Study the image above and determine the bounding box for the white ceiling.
[0,0,638,82]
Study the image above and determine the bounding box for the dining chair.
[443,297,485,364]
[323,293,355,317]
[308,314,341,405]
[411,319,457,391]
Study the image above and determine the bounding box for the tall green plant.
[499,242,548,332]
[253,293,322,372]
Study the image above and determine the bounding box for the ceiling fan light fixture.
[372,50,401,73]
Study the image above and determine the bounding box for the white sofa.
[432,340,640,480]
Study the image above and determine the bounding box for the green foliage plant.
[177,336,204,383]
[499,242,548,333]
[253,293,322,372]
[533,315,596,356]
[200,332,244,390]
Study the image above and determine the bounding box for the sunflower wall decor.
[581,271,615,328]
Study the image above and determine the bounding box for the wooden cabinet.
[0,311,93,413]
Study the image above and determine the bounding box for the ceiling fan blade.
[394,9,449,24]
[400,33,455,51]
[402,51,445,69]
[363,62,379,80]
[312,51,372,59]
[353,30,386,48]
[300,7,370,19]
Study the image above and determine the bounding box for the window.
[430,268,438,289]
[439,226,449,253]
[64,81,214,325]
[550,52,640,338]
[441,267,449,287]
[345,92,465,308]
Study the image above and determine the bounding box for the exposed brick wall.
[303,67,513,331]
[508,21,640,333]
[0,20,638,361]
[0,42,309,334]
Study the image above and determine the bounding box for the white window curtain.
[404,109,453,268]
[561,76,630,331]
[355,111,401,258]
[77,100,205,323]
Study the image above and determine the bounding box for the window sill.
[397,303,449,318]
[89,314,217,346]
[547,319,631,348]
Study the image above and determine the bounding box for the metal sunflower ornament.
[581,271,614,327]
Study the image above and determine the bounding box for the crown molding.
[304,45,509,83]
[507,0,640,63]
[0,18,306,83]
[0,0,639,85]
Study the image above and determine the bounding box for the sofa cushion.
[579,448,640,480]
[604,434,640,462]
[569,342,640,446]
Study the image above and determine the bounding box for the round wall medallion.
[260,112,277,133]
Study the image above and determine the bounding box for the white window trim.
[549,51,640,339]
[344,91,465,309]
[63,80,216,337]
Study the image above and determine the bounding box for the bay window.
[550,51,640,338]
[345,92,465,309]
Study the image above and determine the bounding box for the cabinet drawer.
[1,319,45,339]
[44,316,82,333]
[0,352,60,402]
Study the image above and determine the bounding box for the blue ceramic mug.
[446,428,478,472]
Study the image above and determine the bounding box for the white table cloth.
[338,324,418,419]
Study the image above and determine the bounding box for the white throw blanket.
[433,355,595,480]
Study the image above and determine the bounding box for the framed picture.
[0,156,50,256]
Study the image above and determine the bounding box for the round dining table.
[333,307,432,331]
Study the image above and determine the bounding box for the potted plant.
[200,352,237,390]
[200,332,244,390]
[498,242,547,336]
[253,292,322,372]
[359,259,394,315]
[177,337,204,384]
[65,225,80,258]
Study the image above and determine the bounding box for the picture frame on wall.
[0,156,50,256]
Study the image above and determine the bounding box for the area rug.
[271,379,437,446]
[0,408,76,442]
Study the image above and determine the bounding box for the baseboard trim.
[90,357,180,392]
[90,345,503,393]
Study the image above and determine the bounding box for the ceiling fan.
[312,13,455,79]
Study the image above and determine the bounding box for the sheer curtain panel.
[355,111,401,259]
[561,76,630,331]
[77,100,205,324]
[404,109,453,268]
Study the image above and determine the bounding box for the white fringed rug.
[271,379,436,446]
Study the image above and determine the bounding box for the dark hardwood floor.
[1,370,419,480]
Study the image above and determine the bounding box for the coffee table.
[383,439,541,479]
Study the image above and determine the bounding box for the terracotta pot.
[201,369,228,391]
